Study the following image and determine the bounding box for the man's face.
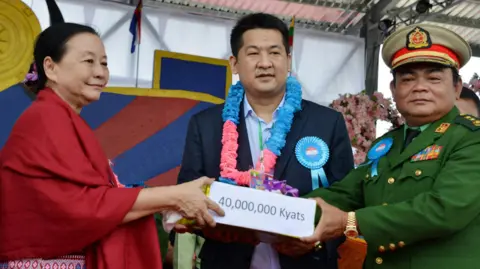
[229,29,291,96]
[456,98,479,117]
[390,63,461,125]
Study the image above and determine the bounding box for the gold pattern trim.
[392,51,457,67]
[392,58,457,70]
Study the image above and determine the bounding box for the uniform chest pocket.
[362,157,389,185]
[398,161,442,181]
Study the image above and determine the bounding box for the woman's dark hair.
[230,13,290,58]
[33,23,98,92]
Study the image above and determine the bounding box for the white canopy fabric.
[23,0,365,106]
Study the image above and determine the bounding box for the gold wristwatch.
[344,211,358,238]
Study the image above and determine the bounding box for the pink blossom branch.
[330,92,403,165]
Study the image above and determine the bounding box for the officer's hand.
[301,198,348,244]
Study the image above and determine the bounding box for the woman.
[0,23,223,269]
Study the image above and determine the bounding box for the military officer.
[298,24,480,268]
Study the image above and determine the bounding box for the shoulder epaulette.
[454,114,480,131]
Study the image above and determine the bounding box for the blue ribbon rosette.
[295,136,330,189]
[366,137,393,177]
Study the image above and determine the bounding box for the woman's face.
[44,32,109,110]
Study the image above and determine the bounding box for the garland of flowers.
[330,91,403,166]
[220,76,302,185]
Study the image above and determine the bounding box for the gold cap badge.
[407,27,432,50]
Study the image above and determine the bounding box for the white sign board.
[208,182,316,238]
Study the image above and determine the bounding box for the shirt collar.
[402,106,460,139]
[404,124,431,132]
[403,123,430,140]
[243,93,286,119]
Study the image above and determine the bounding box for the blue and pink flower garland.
[219,76,302,188]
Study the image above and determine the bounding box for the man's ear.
[454,79,463,100]
[288,53,292,72]
[390,80,396,100]
[229,56,238,75]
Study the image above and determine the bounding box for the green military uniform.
[305,24,480,268]
[307,108,480,268]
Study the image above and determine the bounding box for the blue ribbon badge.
[366,137,393,177]
[295,136,330,189]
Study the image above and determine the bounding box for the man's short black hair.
[230,13,290,58]
[460,86,480,116]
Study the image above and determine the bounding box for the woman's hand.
[123,177,224,225]
[172,177,225,229]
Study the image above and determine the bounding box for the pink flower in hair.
[23,62,38,83]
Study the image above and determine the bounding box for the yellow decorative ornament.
[0,0,41,92]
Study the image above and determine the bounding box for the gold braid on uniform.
[454,114,480,131]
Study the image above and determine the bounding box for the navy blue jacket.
[175,99,354,269]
